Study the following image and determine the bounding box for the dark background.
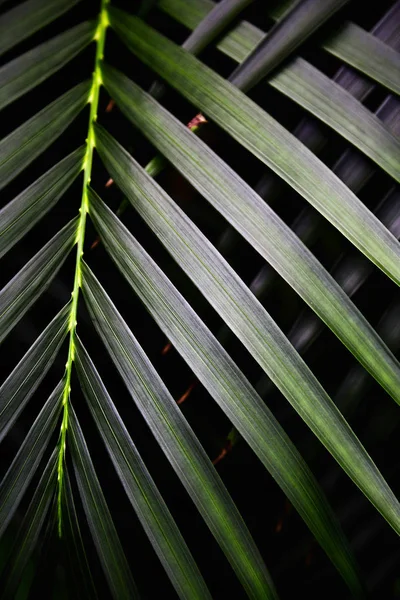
[0,0,399,598]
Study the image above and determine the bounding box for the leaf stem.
[57,0,109,537]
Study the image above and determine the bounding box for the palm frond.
[1,0,399,597]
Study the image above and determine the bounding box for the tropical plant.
[0,0,399,597]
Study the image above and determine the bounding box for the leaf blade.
[228,0,350,92]
[0,20,96,111]
[0,0,83,57]
[81,264,278,599]
[68,407,141,600]
[97,72,400,405]
[0,303,69,442]
[108,11,400,289]
[0,148,84,259]
[75,337,212,600]
[157,0,400,173]
[160,0,400,93]
[0,81,89,191]
[0,382,62,538]
[92,128,400,535]
[61,469,98,600]
[88,189,365,596]
[324,22,400,95]
[0,449,58,598]
[0,217,77,343]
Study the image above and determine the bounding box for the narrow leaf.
[82,264,277,599]
[89,189,364,596]
[324,22,400,96]
[92,129,400,535]
[69,408,140,600]
[62,469,98,600]
[97,74,400,405]
[160,0,400,93]
[0,303,69,442]
[75,337,212,600]
[0,217,77,343]
[108,11,400,287]
[0,81,89,191]
[0,20,96,111]
[0,148,84,259]
[0,450,57,598]
[182,0,253,54]
[0,0,82,57]
[158,0,400,166]
[267,59,400,182]
[0,382,62,538]
[228,0,350,92]
[149,0,253,99]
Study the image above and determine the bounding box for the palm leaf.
[108,9,400,284]
[88,187,365,595]
[1,0,399,597]
[0,148,84,258]
[0,83,88,191]
[74,335,213,599]
[160,0,400,94]
[81,262,277,598]
[68,406,140,599]
[0,0,82,57]
[0,20,95,110]
[98,68,400,404]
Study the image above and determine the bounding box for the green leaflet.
[0,303,69,442]
[0,382,62,538]
[0,82,89,191]
[0,450,58,598]
[0,20,95,111]
[154,0,400,179]
[0,0,83,57]
[93,127,400,537]
[61,470,98,600]
[148,0,253,101]
[74,337,212,600]
[81,263,278,599]
[324,22,400,96]
[0,217,77,343]
[228,0,350,92]
[68,407,141,600]
[266,59,400,182]
[0,0,82,57]
[108,11,400,288]
[108,0,399,235]
[159,0,400,94]
[88,188,364,597]
[0,148,84,259]
[182,0,253,54]
[98,69,400,404]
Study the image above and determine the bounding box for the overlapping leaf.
[74,336,213,600]
[108,10,400,288]
[0,217,77,343]
[0,304,69,442]
[1,0,399,597]
[0,148,84,258]
[69,407,139,600]
[0,82,88,191]
[88,188,364,595]
[0,20,95,111]
[160,0,400,93]
[93,126,400,538]
[0,0,82,57]
[99,68,400,405]
[81,263,278,599]
[0,382,62,537]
